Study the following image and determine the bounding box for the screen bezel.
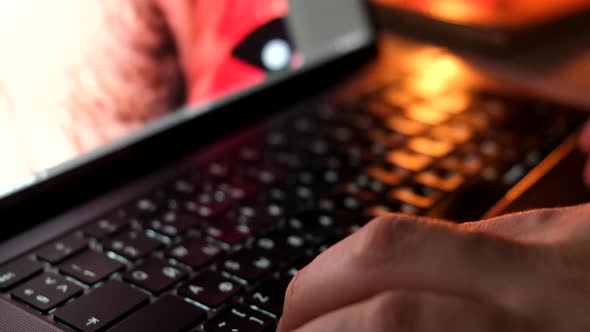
[0,1,377,240]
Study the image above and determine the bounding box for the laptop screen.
[0,0,372,196]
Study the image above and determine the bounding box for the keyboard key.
[185,194,232,219]
[234,204,284,226]
[145,211,199,238]
[386,115,427,136]
[286,211,345,238]
[205,220,252,245]
[109,295,206,332]
[429,123,472,144]
[36,235,87,264]
[221,251,274,283]
[82,212,129,240]
[407,137,454,158]
[204,304,273,332]
[247,278,289,316]
[128,195,162,221]
[55,281,148,332]
[169,178,197,197]
[387,149,432,172]
[253,231,307,259]
[415,169,464,191]
[11,273,82,312]
[206,161,231,179]
[245,166,283,185]
[104,231,162,260]
[166,237,223,269]
[429,93,471,114]
[123,258,187,294]
[365,166,405,186]
[59,251,124,285]
[405,104,450,125]
[178,271,242,308]
[0,258,43,291]
[391,185,439,209]
[441,153,483,175]
[217,178,260,201]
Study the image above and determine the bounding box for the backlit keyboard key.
[204,304,273,332]
[36,235,87,264]
[82,212,129,240]
[123,258,187,294]
[429,124,473,144]
[286,211,343,237]
[109,295,206,332]
[178,271,242,308]
[0,258,43,291]
[205,220,252,245]
[428,93,471,114]
[59,251,124,285]
[365,166,404,186]
[246,278,289,316]
[166,237,223,269]
[386,116,427,136]
[104,231,162,260]
[145,211,199,238]
[387,150,432,172]
[185,195,232,219]
[391,185,438,209]
[11,273,82,312]
[221,251,274,283]
[408,137,454,158]
[415,169,464,191]
[253,231,307,259]
[55,281,148,332]
[405,104,450,125]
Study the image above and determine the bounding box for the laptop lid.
[0,0,375,238]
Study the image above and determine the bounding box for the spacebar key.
[55,281,148,332]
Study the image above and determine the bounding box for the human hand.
[279,204,590,331]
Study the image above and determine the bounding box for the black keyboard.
[0,83,584,331]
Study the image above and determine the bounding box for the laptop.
[0,0,586,331]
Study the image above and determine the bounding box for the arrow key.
[11,273,82,312]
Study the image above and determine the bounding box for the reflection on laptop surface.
[0,0,589,331]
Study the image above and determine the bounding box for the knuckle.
[352,214,424,264]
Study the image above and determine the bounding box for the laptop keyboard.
[0,83,584,331]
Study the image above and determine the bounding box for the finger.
[280,214,543,332]
[288,290,528,332]
[579,118,590,154]
[461,204,590,243]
